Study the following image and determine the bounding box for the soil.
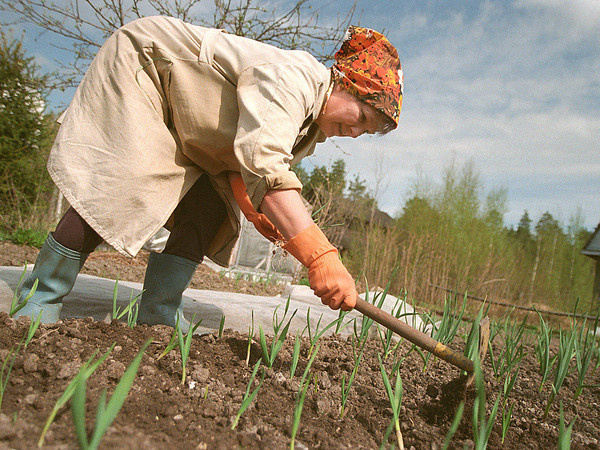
[1,242,600,449]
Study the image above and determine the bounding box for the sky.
[6,0,600,231]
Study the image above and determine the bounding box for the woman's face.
[314,85,380,138]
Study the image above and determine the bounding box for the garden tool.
[355,297,490,384]
[13,233,88,323]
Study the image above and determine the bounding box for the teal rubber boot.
[13,233,88,323]
[137,252,198,332]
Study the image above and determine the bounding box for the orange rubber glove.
[229,173,285,243]
[283,223,357,311]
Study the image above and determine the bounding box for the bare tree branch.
[0,0,356,90]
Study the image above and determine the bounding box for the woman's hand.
[283,223,357,311]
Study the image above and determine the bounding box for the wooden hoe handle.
[354,297,475,374]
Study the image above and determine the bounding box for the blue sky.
[8,0,600,230]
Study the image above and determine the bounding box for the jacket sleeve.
[233,62,320,210]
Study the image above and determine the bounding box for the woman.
[14,16,403,330]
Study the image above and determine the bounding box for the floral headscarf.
[333,26,403,127]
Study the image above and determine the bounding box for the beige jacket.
[48,16,330,266]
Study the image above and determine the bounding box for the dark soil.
[1,243,600,449]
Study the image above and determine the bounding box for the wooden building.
[582,223,600,310]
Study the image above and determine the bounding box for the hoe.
[355,297,490,386]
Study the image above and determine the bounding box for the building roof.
[582,222,600,257]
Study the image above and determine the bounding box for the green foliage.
[290,344,320,449]
[71,340,151,450]
[472,352,500,449]
[9,265,37,316]
[39,344,115,447]
[177,314,202,385]
[378,354,404,448]
[230,358,264,430]
[558,402,576,449]
[111,279,140,328]
[347,159,595,315]
[0,344,19,412]
[534,308,558,392]
[0,31,57,232]
[259,298,297,368]
[7,228,48,247]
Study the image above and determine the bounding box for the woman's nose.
[350,127,364,138]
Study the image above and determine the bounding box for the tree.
[516,210,532,241]
[0,31,56,230]
[0,0,355,90]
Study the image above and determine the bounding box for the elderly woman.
[15,16,402,330]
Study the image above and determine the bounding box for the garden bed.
[1,242,599,449]
[1,311,599,449]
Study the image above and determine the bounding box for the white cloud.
[308,1,600,229]
[514,0,600,38]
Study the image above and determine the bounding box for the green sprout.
[442,401,465,450]
[0,344,20,412]
[289,329,304,379]
[9,265,38,317]
[378,354,404,449]
[230,358,264,430]
[377,293,407,360]
[23,310,42,348]
[259,299,297,368]
[178,313,202,385]
[533,307,557,392]
[290,344,319,449]
[218,315,226,339]
[489,310,527,379]
[573,309,599,400]
[111,279,140,328]
[246,311,255,365]
[557,401,576,450]
[340,335,365,418]
[304,307,342,358]
[70,340,151,450]
[544,326,576,419]
[156,316,181,361]
[38,344,115,447]
[472,352,500,450]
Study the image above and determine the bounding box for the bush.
[8,228,48,247]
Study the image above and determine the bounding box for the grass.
[7,228,47,247]
[71,340,152,450]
